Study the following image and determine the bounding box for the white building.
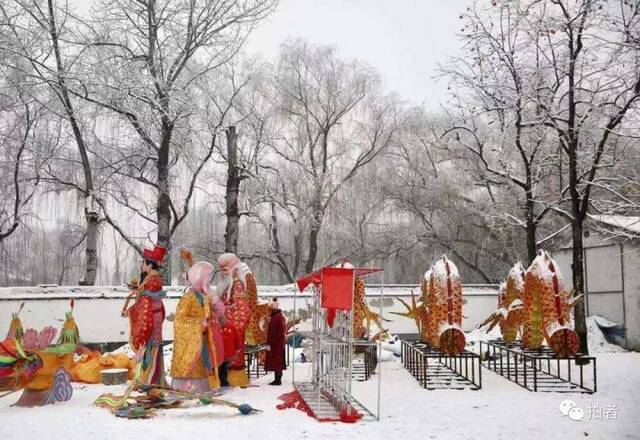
[552,215,640,351]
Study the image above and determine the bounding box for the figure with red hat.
[121,244,168,386]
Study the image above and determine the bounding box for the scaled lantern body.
[523,251,580,357]
[429,257,465,355]
[353,277,367,339]
[418,270,430,341]
[502,263,525,342]
[523,255,547,349]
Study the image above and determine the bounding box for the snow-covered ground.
[2,348,639,440]
[2,317,636,440]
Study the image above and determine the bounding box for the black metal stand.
[244,344,291,379]
[244,345,267,379]
[353,342,378,381]
[401,340,481,390]
[479,339,597,393]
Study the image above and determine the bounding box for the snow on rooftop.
[590,214,640,235]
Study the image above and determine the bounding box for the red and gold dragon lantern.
[392,270,429,342]
[353,276,367,339]
[429,256,466,355]
[417,270,430,342]
[425,268,440,347]
[502,263,525,342]
[523,250,581,357]
[336,261,390,340]
[480,263,526,342]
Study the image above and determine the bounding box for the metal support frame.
[479,339,597,393]
[400,339,482,390]
[244,345,290,379]
[352,342,378,381]
[293,270,383,422]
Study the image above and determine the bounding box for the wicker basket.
[100,368,129,385]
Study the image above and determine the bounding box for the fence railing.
[401,339,482,390]
[479,339,596,393]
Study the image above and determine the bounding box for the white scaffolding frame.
[292,267,383,421]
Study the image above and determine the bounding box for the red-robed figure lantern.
[216,253,254,387]
[122,244,167,386]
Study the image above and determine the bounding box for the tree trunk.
[112,233,121,284]
[224,126,240,254]
[305,226,320,274]
[525,220,537,266]
[47,0,99,285]
[79,210,99,285]
[156,127,172,283]
[525,193,537,265]
[568,135,589,355]
[292,228,301,277]
[269,202,294,283]
[565,23,588,355]
[304,202,323,274]
[571,218,588,355]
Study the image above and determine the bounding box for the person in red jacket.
[265,298,286,385]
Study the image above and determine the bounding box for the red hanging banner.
[320,268,354,310]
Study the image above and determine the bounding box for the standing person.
[265,298,286,386]
[122,244,167,387]
[171,261,225,393]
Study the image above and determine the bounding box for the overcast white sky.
[72,0,470,108]
[245,0,469,108]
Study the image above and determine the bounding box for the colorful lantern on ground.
[6,302,25,341]
[480,263,526,341]
[523,251,581,357]
[502,263,525,342]
[430,257,465,355]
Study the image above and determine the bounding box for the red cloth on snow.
[276,391,362,423]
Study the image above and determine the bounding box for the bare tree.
[0,81,45,243]
[71,0,277,279]
[441,2,559,265]
[589,140,640,216]
[223,126,241,253]
[265,40,403,276]
[383,110,519,283]
[185,60,272,258]
[530,0,640,354]
[0,0,102,284]
[445,0,640,351]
